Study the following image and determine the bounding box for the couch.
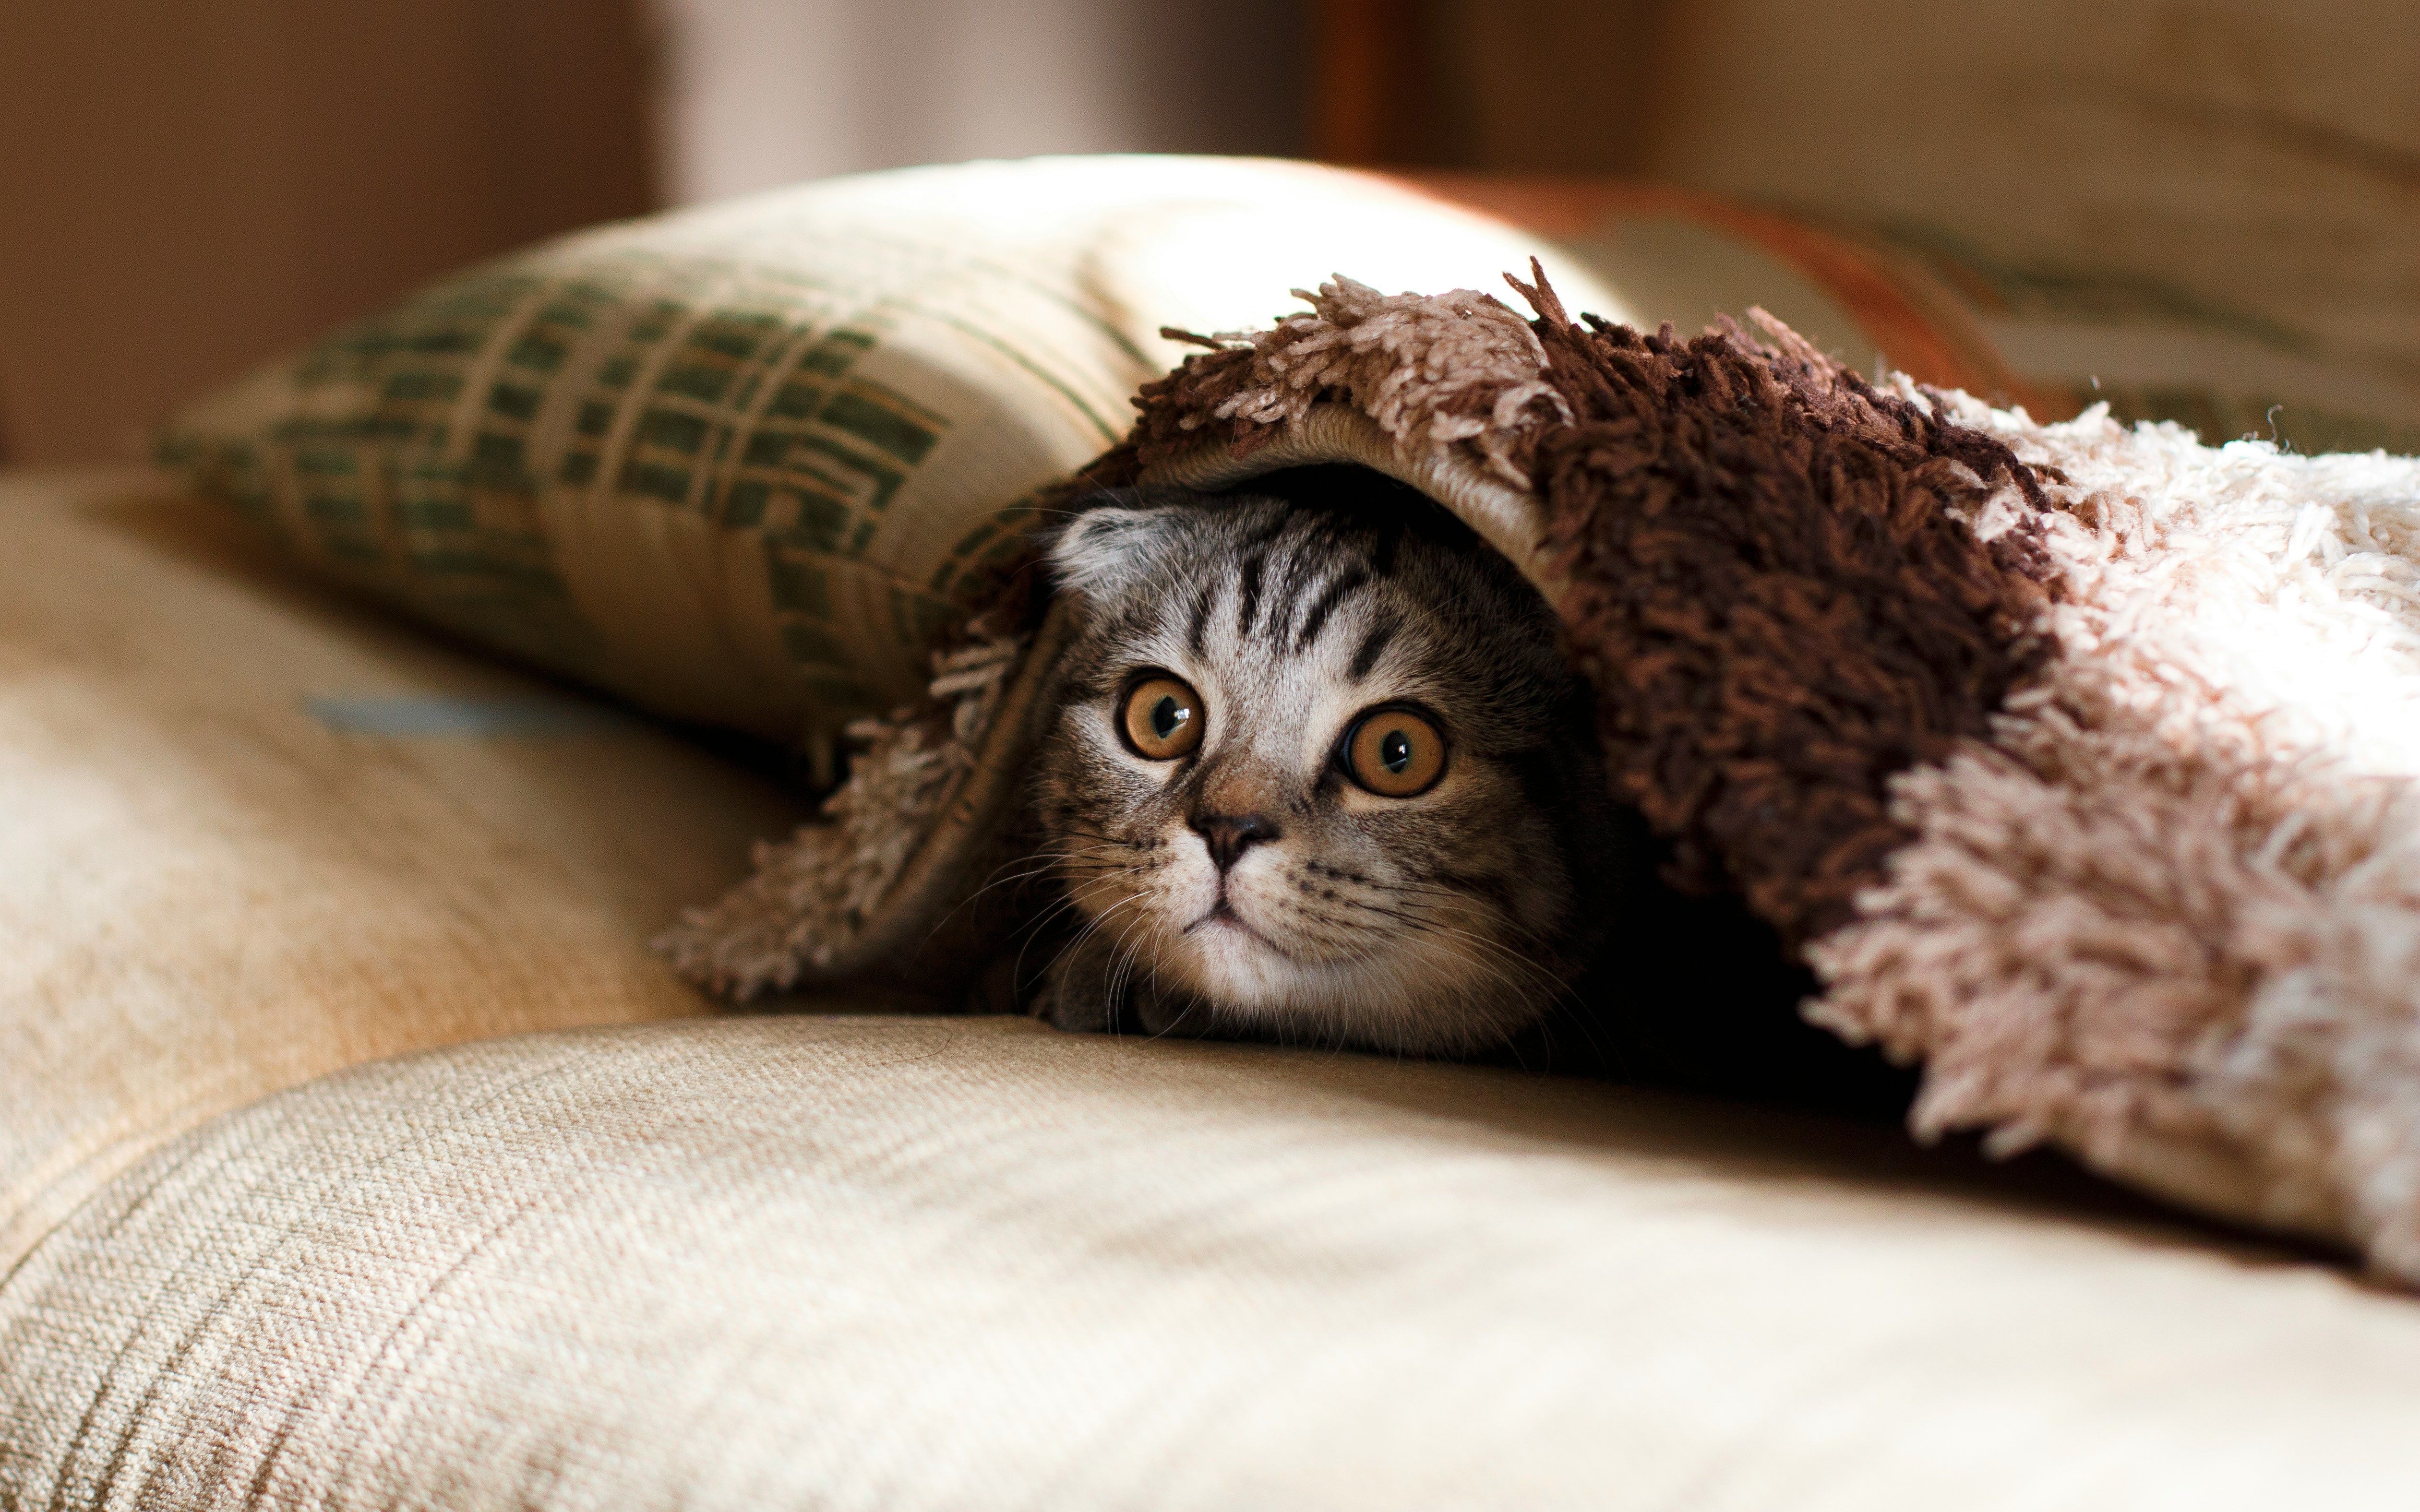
[6,465,2419,1508]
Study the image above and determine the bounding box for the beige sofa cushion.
[0,466,803,1273]
[6,1013,2419,1511]
[9,463,2420,1505]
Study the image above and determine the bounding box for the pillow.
[158,157,1635,762]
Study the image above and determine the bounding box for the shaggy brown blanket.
[1119,272,2056,946]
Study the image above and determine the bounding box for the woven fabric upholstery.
[0,467,803,1274]
[5,1014,2420,1512]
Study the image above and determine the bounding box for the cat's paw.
[1031,945,1216,1039]
[1125,988,1217,1040]
[1030,950,1118,1034]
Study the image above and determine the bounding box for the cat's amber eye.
[1119,674,1204,760]
[1344,707,1447,797]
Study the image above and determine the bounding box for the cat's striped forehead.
[1139,509,1400,680]
[1049,489,1531,706]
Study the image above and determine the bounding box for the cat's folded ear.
[1043,494,1187,600]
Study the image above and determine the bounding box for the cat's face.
[1030,487,1612,1053]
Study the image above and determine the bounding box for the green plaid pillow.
[160,156,1618,755]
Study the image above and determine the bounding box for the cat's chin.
[1160,912,1309,1000]
[1155,917,1538,1056]
[1181,906,1288,955]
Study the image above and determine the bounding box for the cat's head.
[1030,483,1616,1053]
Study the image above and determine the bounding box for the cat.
[1024,479,1617,1054]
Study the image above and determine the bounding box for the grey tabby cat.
[1027,481,1616,1053]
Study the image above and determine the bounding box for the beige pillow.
[157,156,1634,762]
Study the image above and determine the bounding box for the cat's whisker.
[1077,891,1162,1034]
[1015,870,1146,990]
[1389,878,1564,947]
[1010,897,1090,996]
[1421,935,1555,1015]
[1041,848,1146,885]
[1302,888,1554,982]
[1064,879,1152,946]
[1104,915,1163,1024]
[1050,827,1151,851]
[1412,919,1580,1006]
[1268,884,1566,1019]
[1274,866,1585,1031]
[956,852,1097,910]
[1318,885,1577,1006]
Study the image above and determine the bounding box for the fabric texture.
[1807,403,2420,1272]
[7,1014,2420,1512]
[0,467,804,1276]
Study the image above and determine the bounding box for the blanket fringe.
[654,617,1026,999]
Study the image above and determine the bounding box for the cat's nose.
[1190,811,1281,872]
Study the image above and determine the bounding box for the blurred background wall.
[0,0,1310,464]
[2,0,2413,462]
[1350,0,2420,417]
[0,0,656,464]
[651,0,1306,205]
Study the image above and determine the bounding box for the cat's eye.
[1118,674,1204,760]
[1343,707,1447,797]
